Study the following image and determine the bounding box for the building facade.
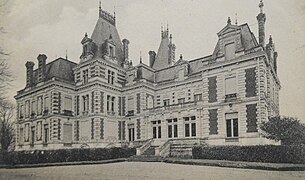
[15,1,280,151]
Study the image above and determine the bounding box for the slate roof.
[91,17,123,62]
[32,57,77,84]
[153,34,171,70]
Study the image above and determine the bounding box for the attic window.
[225,42,235,60]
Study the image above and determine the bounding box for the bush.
[1,147,136,165]
[192,145,305,164]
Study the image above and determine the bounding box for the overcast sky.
[1,0,305,122]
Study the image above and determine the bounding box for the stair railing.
[136,138,153,155]
[156,140,172,157]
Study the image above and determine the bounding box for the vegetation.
[192,145,305,164]
[260,116,305,145]
[1,147,136,165]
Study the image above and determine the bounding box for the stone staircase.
[129,146,162,162]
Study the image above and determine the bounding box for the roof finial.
[167,22,169,32]
[114,6,116,18]
[140,51,142,63]
[259,0,264,14]
[99,1,102,17]
[227,17,231,25]
[235,13,238,25]
[85,32,88,37]
[180,54,183,60]
[269,35,273,44]
[65,49,68,60]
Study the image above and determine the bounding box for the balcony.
[30,113,36,119]
[225,93,237,102]
[126,110,134,117]
[145,101,202,113]
[43,109,49,116]
[62,110,73,116]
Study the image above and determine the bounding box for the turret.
[256,0,266,47]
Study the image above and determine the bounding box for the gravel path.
[1,162,305,180]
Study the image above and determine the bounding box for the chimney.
[256,0,266,47]
[37,54,47,82]
[25,61,34,87]
[148,51,156,68]
[122,39,130,62]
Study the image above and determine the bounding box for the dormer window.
[225,42,235,60]
[109,45,115,57]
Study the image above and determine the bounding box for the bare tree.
[0,102,15,152]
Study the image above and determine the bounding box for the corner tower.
[80,2,125,67]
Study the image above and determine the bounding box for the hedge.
[192,145,305,164]
[0,147,136,165]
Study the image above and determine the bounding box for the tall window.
[20,105,24,118]
[25,100,30,118]
[44,96,49,112]
[82,95,89,113]
[225,42,235,60]
[225,76,237,95]
[64,96,73,112]
[31,101,36,116]
[37,96,43,115]
[107,95,115,114]
[184,116,196,137]
[111,97,115,113]
[128,124,135,142]
[91,118,95,140]
[82,69,89,84]
[226,113,238,137]
[108,70,115,84]
[152,120,161,139]
[167,118,178,138]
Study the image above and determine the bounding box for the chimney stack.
[256,0,266,47]
[122,39,130,62]
[25,61,34,87]
[148,51,156,68]
[37,54,47,82]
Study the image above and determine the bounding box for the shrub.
[192,145,305,164]
[1,147,136,165]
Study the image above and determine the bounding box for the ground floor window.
[226,113,238,137]
[184,116,196,137]
[152,120,161,139]
[128,124,135,142]
[167,118,178,138]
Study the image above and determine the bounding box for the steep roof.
[91,13,123,62]
[33,58,77,84]
[152,31,171,70]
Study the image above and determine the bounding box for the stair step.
[128,155,163,162]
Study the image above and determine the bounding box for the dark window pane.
[233,119,238,137]
[191,123,196,137]
[226,119,232,137]
[168,125,172,138]
[185,124,190,137]
[153,127,157,139]
[158,126,161,138]
[174,125,178,138]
